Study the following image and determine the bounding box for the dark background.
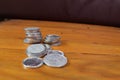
[0,0,120,27]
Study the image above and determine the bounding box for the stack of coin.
[26,44,47,57]
[24,27,42,44]
[44,34,61,46]
[23,44,50,69]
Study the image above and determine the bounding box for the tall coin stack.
[24,27,42,44]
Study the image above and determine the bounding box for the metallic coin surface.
[43,54,67,67]
[24,27,40,31]
[47,50,64,56]
[23,57,43,68]
[24,27,42,43]
[44,34,60,44]
[27,44,46,57]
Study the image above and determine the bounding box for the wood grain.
[0,19,120,80]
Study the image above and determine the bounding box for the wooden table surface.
[0,19,120,80]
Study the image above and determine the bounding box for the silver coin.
[47,50,64,56]
[43,54,67,67]
[23,57,43,68]
[26,50,46,57]
[44,34,61,44]
[26,32,41,35]
[26,33,42,38]
[24,27,40,31]
[26,44,46,57]
[24,27,42,44]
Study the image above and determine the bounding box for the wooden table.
[0,19,120,80]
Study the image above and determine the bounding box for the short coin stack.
[44,34,61,46]
[23,27,68,69]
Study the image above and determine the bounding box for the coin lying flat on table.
[43,54,67,67]
[23,57,43,68]
[26,44,46,57]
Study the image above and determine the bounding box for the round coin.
[26,33,42,38]
[23,57,43,68]
[43,54,67,67]
[25,28,40,33]
[26,44,46,57]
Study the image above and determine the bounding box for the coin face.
[27,44,45,53]
[27,44,46,57]
[47,50,64,56]
[43,54,67,67]
[23,57,43,68]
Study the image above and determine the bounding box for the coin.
[26,33,42,38]
[47,50,64,56]
[43,54,67,67]
[26,44,46,57]
[24,27,42,43]
[44,34,61,45]
[23,57,43,68]
[24,27,40,32]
